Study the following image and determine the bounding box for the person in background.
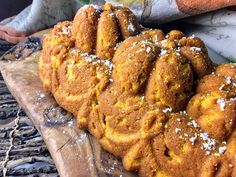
[0,0,74,44]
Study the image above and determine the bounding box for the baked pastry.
[187,63,236,141]
[72,3,140,59]
[39,3,140,92]
[38,3,235,177]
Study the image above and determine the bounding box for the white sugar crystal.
[202,142,214,151]
[200,133,209,141]
[102,60,114,71]
[217,98,226,111]
[62,26,71,35]
[188,120,199,128]
[159,49,167,56]
[132,41,138,46]
[225,76,232,84]
[214,153,220,156]
[179,110,187,115]
[190,47,201,52]
[230,97,236,101]
[161,39,167,47]
[184,133,189,137]
[109,13,115,17]
[84,54,97,62]
[219,146,227,154]
[189,134,198,145]
[175,128,181,133]
[200,133,217,152]
[39,93,45,98]
[219,84,225,91]
[128,22,135,32]
[225,76,236,86]
[146,46,152,53]
[83,53,114,73]
[162,107,172,113]
[67,120,74,127]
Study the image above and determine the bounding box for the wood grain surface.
[0,30,136,177]
[0,73,58,177]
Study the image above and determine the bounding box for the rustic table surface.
[0,39,58,177]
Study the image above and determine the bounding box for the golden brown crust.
[72,5,100,54]
[39,4,236,177]
[200,155,233,177]
[114,7,140,40]
[145,50,193,111]
[167,30,185,41]
[216,63,236,81]
[140,29,165,45]
[197,73,236,97]
[38,21,74,92]
[96,11,119,59]
[187,91,236,141]
[179,36,214,79]
[112,37,156,95]
[70,3,141,60]
[51,49,111,118]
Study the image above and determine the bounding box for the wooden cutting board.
[0,30,136,177]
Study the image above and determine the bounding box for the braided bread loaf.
[38,3,236,177]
